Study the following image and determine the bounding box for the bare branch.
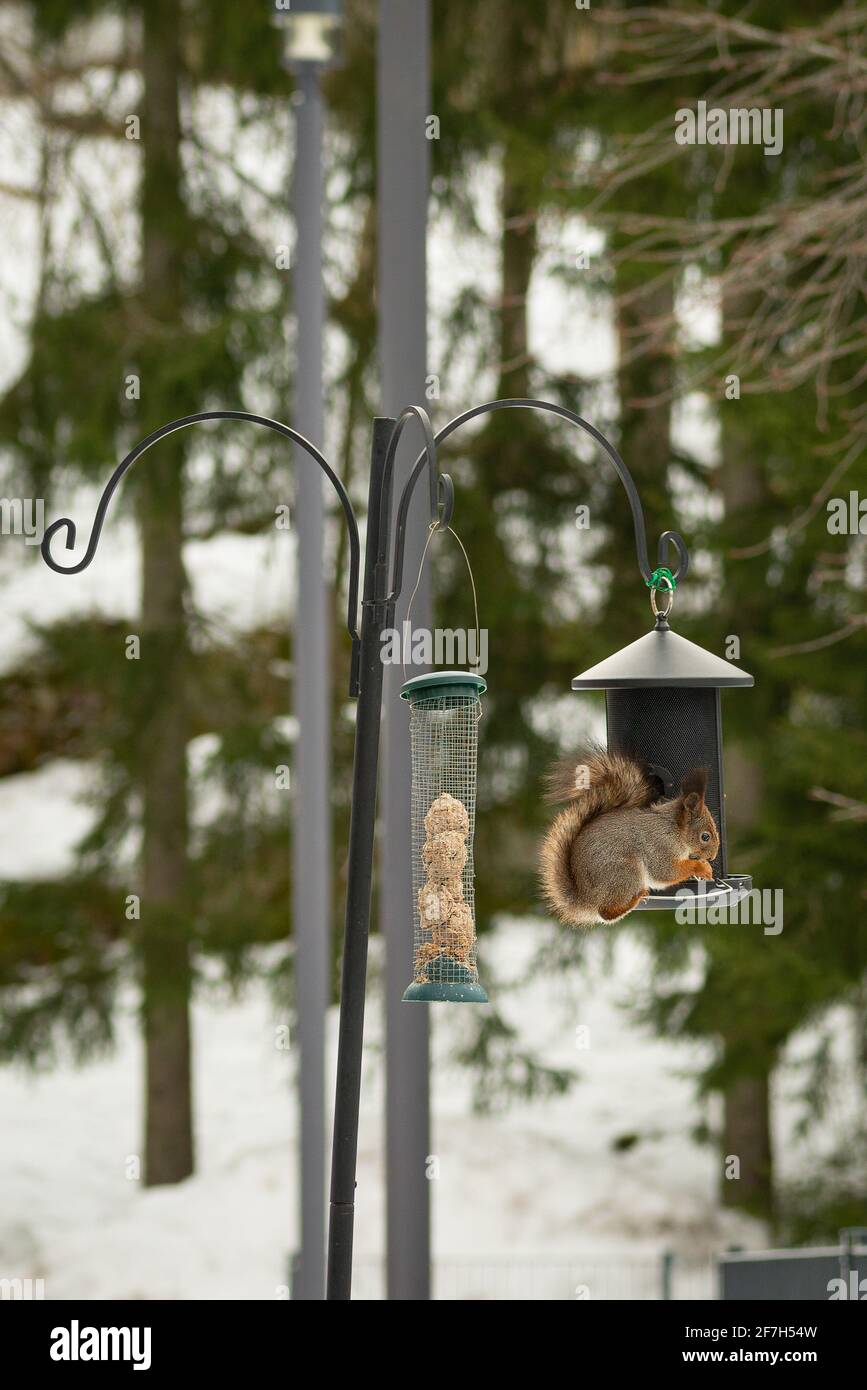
[768,614,867,658]
[808,787,867,821]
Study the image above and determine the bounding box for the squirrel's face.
[678,789,720,862]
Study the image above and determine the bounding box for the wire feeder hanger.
[402,518,482,688]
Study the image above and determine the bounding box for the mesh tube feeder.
[400,671,488,1004]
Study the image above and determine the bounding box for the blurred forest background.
[0,0,865,1286]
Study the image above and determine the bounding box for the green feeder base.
[403,952,489,1004]
[403,979,489,1004]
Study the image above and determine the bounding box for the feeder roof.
[572,624,754,690]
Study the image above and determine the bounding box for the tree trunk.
[609,270,675,642]
[498,145,536,399]
[138,0,193,1186]
[721,1074,774,1218]
[717,285,773,1223]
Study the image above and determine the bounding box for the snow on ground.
[1,913,774,1301]
[0,761,97,879]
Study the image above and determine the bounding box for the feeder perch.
[572,614,754,911]
[400,671,488,1004]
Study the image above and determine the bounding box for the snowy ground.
[2,913,781,1302]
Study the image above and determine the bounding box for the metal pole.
[326,417,395,1301]
[291,61,330,1301]
[377,0,432,1301]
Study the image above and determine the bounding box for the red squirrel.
[539,747,720,927]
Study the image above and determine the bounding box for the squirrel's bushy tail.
[539,746,654,926]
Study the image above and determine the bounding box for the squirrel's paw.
[692,859,714,880]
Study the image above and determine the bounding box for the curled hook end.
[435,473,455,532]
[41,517,86,574]
[655,530,689,584]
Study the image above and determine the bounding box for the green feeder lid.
[400,670,487,702]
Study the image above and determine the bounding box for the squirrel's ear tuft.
[678,769,706,822]
[680,767,708,802]
[676,788,702,824]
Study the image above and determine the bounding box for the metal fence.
[349,1231,867,1300]
[719,1232,867,1301]
[350,1252,715,1301]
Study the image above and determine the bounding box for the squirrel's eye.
[700,831,711,843]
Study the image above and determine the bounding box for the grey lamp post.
[273,0,343,1302]
[274,0,342,65]
[377,0,432,1304]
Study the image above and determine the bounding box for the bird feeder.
[400,671,488,1003]
[572,606,754,911]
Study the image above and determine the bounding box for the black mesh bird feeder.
[572,581,754,911]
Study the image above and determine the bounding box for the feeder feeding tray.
[400,671,489,1004]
